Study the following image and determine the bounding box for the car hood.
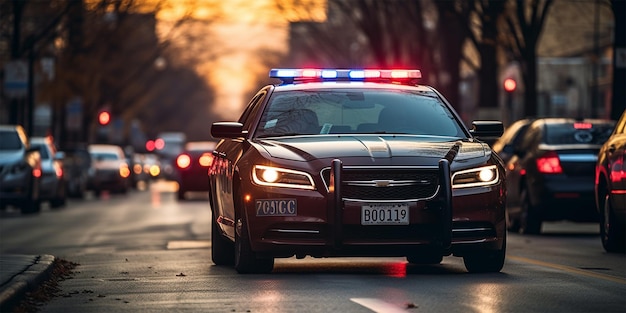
[0,150,24,165]
[254,135,490,164]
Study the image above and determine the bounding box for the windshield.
[544,122,615,145]
[92,152,120,161]
[254,89,465,138]
[0,131,22,150]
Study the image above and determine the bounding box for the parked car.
[131,153,150,189]
[175,141,216,200]
[492,118,533,164]
[0,125,42,214]
[62,145,92,199]
[595,110,626,252]
[505,118,615,234]
[142,153,162,180]
[209,68,506,274]
[87,144,131,195]
[30,136,67,208]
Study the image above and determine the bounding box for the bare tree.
[501,0,554,118]
[611,0,625,120]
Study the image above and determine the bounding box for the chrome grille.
[321,167,439,201]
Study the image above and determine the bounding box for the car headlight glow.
[253,165,315,190]
[452,165,499,188]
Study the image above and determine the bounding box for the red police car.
[209,69,506,273]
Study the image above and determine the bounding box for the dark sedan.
[595,110,626,252]
[505,118,615,234]
[209,68,506,274]
[175,141,216,200]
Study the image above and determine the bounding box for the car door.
[211,89,269,239]
[607,113,626,218]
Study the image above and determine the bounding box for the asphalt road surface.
[1,180,624,312]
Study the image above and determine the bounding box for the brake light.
[573,122,592,129]
[177,154,191,169]
[119,164,130,178]
[536,151,563,174]
[610,156,625,183]
[199,153,214,167]
[53,162,63,177]
[33,168,41,178]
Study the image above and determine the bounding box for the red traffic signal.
[503,78,517,93]
[98,111,111,125]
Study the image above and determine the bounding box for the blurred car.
[595,110,626,252]
[209,68,506,274]
[0,125,42,214]
[62,145,92,199]
[143,153,162,180]
[30,136,67,208]
[131,153,150,189]
[174,141,216,200]
[505,118,616,234]
[87,144,131,195]
[491,118,533,164]
[155,132,186,181]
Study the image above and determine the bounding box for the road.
[1,180,624,312]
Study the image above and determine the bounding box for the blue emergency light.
[269,68,422,84]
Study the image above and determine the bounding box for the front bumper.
[0,170,34,205]
[236,159,506,259]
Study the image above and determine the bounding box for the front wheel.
[234,190,274,274]
[600,194,626,253]
[20,198,41,214]
[463,233,506,273]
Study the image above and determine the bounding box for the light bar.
[269,68,422,84]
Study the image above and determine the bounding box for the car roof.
[272,81,437,93]
[88,144,124,152]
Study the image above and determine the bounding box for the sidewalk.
[0,254,55,312]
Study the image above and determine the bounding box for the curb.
[0,255,56,312]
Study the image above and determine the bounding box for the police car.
[209,69,506,274]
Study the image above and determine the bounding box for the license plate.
[361,203,409,225]
[256,199,297,216]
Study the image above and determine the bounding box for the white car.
[87,144,131,195]
[30,136,66,208]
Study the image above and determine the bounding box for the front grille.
[321,167,439,201]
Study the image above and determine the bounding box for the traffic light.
[503,78,517,93]
[98,110,111,125]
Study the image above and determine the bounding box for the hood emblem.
[373,180,391,187]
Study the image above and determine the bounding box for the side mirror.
[470,121,504,145]
[211,122,245,139]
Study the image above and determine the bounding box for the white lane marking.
[350,298,408,313]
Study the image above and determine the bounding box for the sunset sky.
[156,0,327,120]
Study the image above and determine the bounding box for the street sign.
[3,60,28,98]
[66,97,82,131]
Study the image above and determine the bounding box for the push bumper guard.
[327,158,454,251]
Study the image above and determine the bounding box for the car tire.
[519,188,541,235]
[463,232,506,273]
[600,194,626,253]
[50,198,65,208]
[211,214,235,265]
[20,198,41,214]
[234,189,274,274]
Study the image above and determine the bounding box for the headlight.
[451,165,499,188]
[252,165,315,190]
